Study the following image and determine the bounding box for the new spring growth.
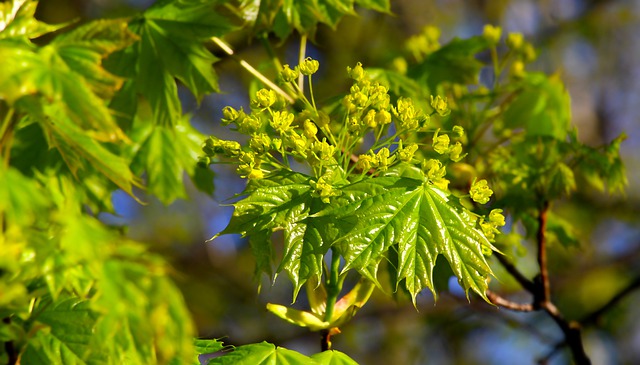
[270,111,294,134]
[480,209,506,244]
[506,32,524,50]
[397,140,418,162]
[347,62,365,81]
[281,64,299,83]
[432,129,450,155]
[421,159,449,190]
[430,95,450,117]
[299,57,320,75]
[221,106,246,126]
[392,97,421,130]
[470,178,493,204]
[482,24,502,44]
[256,88,277,108]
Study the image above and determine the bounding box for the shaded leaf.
[503,73,571,140]
[410,36,491,90]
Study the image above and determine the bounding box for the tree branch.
[537,200,551,304]
[486,290,534,312]
[495,254,536,293]
[581,275,640,325]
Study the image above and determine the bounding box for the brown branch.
[581,275,640,325]
[495,254,536,293]
[537,201,551,304]
[486,290,534,312]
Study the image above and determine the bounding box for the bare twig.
[486,290,534,312]
[581,275,640,325]
[537,200,551,304]
[495,254,536,292]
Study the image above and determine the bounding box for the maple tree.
[0,1,631,364]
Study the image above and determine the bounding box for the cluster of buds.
[432,128,466,162]
[480,209,506,246]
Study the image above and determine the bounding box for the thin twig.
[537,200,551,304]
[210,37,295,104]
[486,290,534,312]
[495,254,536,293]
[581,275,640,325]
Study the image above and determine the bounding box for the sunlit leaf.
[110,0,234,126]
[311,350,359,365]
[325,166,494,302]
[0,0,67,40]
[51,18,138,100]
[207,341,316,365]
[238,0,390,38]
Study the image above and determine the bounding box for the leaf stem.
[323,249,342,324]
[0,106,16,167]
[211,37,295,104]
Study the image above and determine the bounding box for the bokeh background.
[37,1,640,364]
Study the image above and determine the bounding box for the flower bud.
[432,130,450,155]
[256,88,277,108]
[299,57,319,75]
[347,62,365,81]
[281,64,299,82]
[482,24,502,44]
[506,32,524,50]
[430,95,450,117]
[303,120,318,139]
[470,179,493,204]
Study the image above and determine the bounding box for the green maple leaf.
[109,0,235,127]
[324,165,494,302]
[410,36,491,90]
[207,341,315,365]
[0,0,68,40]
[237,0,390,38]
[217,171,336,298]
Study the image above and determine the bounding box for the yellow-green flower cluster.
[470,179,493,204]
[480,209,506,243]
[391,97,424,131]
[406,25,441,60]
[421,159,449,190]
[356,147,395,173]
[432,129,467,162]
[430,95,450,117]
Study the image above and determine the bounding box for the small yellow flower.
[482,24,502,44]
[430,95,450,117]
[506,32,524,50]
[303,120,318,139]
[256,88,277,108]
[281,64,299,82]
[470,179,493,204]
[347,62,365,81]
[299,57,319,75]
[432,130,450,155]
